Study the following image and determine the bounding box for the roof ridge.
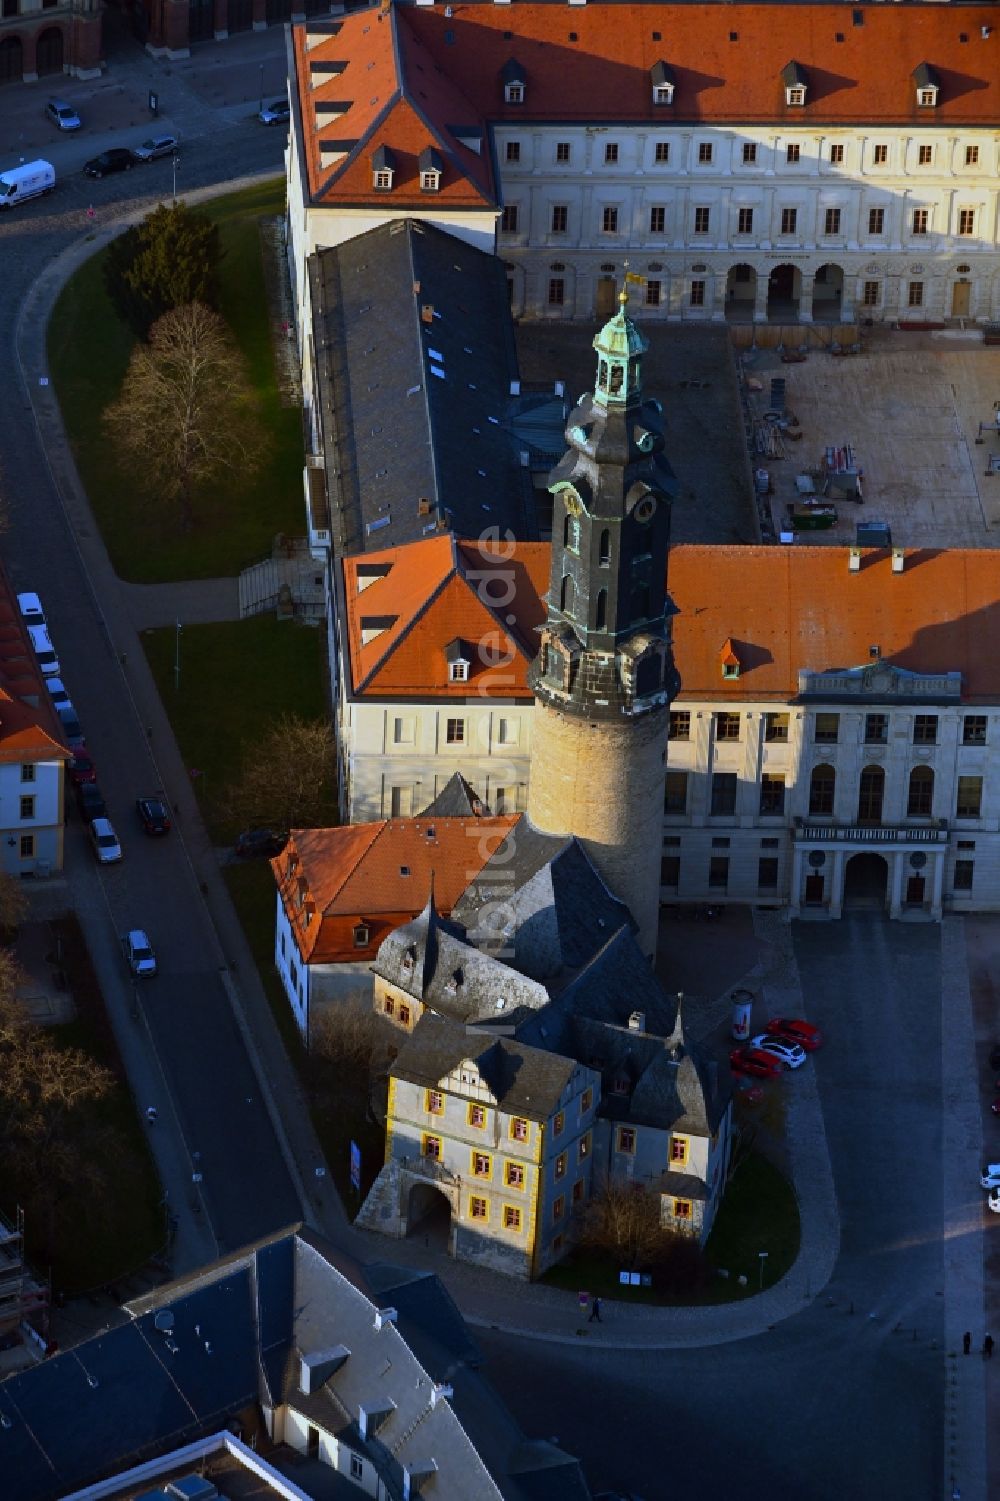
[394,8,491,198]
[454,541,536,662]
[318,821,386,912]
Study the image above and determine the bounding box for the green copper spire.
[592,280,647,410]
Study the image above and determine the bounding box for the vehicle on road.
[89,817,122,864]
[988,1189,1000,1214]
[132,134,178,162]
[1,161,55,209]
[83,149,135,179]
[46,678,72,710]
[75,781,106,822]
[136,796,171,835]
[258,97,290,126]
[27,623,59,677]
[732,1076,765,1106]
[16,591,45,625]
[67,752,97,786]
[45,99,81,132]
[981,1164,1000,1189]
[765,1017,823,1051]
[234,827,286,858]
[56,705,86,749]
[122,928,157,978]
[730,1046,783,1079]
[750,1033,807,1070]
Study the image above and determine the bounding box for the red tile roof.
[293,13,495,210]
[341,533,549,699]
[273,814,518,963]
[410,4,999,126]
[669,545,1000,703]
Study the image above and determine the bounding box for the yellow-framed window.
[468,1103,487,1129]
[554,1151,567,1179]
[472,1151,492,1179]
[426,1089,444,1115]
[670,1135,689,1167]
[510,1116,529,1143]
[673,1198,693,1221]
[422,1134,442,1160]
[469,1195,489,1222]
[505,1161,525,1191]
[503,1205,523,1232]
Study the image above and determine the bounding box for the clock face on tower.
[632,495,656,524]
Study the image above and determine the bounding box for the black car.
[136,796,171,835]
[83,149,135,179]
[57,705,86,749]
[75,781,106,822]
[234,828,287,859]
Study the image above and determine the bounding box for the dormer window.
[720,638,741,680]
[501,58,526,105]
[913,64,940,108]
[781,60,808,107]
[419,146,443,193]
[445,638,471,682]
[353,924,370,947]
[650,61,676,106]
[372,145,395,191]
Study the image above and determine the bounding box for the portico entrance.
[767,264,801,321]
[843,852,888,910]
[406,1182,452,1249]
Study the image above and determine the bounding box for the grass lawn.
[541,1153,800,1307]
[46,177,303,583]
[142,615,331,842]
[0,917,163,1295]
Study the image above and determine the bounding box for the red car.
[730,1046,783,1079]
[67,752,97,787]
[765,1017,823,1051]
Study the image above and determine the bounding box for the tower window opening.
[564,513,581,552]
[599,529,611,566]
[609,364,624,395]
[560,575,576,616]
[598,359,608,391]
[595,589,607,631]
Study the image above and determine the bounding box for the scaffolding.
[0,1208,49,1344]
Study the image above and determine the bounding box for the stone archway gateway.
[843,852,889,910]
[406,1181,452,1248]
[0,34,22,86]
[725,263,756,322]
[813,263,844,321]
[767,264,800,321]
[35,26,63,76]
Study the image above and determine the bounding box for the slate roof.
[453,823,635,986]
[338,533,548,698]
[391,1014,581,1121]
[272,814,516,964]
[419,771,491,818]
[669,545,1000,704]
[373,894,551,1028]
[308,219,535,556]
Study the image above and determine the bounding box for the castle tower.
[526,288,678,960]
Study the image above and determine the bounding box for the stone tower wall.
[527,699,668,959]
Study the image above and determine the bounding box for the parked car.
[27,623,59,677]
[234,827,287,859]
[46,677,72,711]
[83,149,134,179]
[16,591,45,626]
[131,134,178,162]
[45,98,81,131]
[765,1017,823,1051]
[750,1033,807,1071]
[988,1189,1000,1214]
[122,928,157,978]
[981,1163,1000,1189]
[730,1046,783,1079]
[258,97,290,126]
[67,752,97,787]
[136,796,171,835]
[75,781,106,822]
[89,817,122,864]
[56,705,85,748]
[732,1076,765,1107]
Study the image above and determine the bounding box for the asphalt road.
[0,108,302,1258]
[480,916,945,1500]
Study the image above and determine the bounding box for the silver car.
[45,99,81,131]
[132,134,178,162]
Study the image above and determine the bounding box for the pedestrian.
[985,1334,994,1360]
[963,1331,972,1355]
[588,1295,602,1324]
[145,1106,158,1124]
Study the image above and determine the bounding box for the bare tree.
[578,1176,674,1269]
[0,873,28,937]
[103,301,261,528]
[312,995,395,1070]
[223,714,336,835]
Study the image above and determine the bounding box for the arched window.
[907,765,934,817]
[599,529,611,566]
[609,363,624,395]
[808,764,835,817]
[598,359,608,390]
[595,588,607,631]
[857,765,885,825]
[560,574,575,616]
[635,654,660,696]
[563,512,581,552]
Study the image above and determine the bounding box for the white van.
[0,160,55,208]
[27,623,59,678]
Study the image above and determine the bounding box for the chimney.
[628,1010,645,1033]
[891,547,904,574]
[848,547,861,573]
[430,1383,454,1407]
[374,1307,397,1331]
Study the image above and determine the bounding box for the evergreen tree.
[103,202,222,339]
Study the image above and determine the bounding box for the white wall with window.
[0,758,64,877]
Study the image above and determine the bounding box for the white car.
[122,928,156,978]
[27,623,59,678]
[90,817,122,865]
[749,1033,806,1070]
[46,678,72,711]
[16,592,45,626]
[988,1189,1000,1214]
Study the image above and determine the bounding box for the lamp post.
[758,1250,769,1291]
[174,620,182,692]
[258,62,264,116]
[172,152,178,205]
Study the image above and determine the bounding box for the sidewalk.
[12,161,845,1354]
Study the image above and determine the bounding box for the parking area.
[747,327,1000,550]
